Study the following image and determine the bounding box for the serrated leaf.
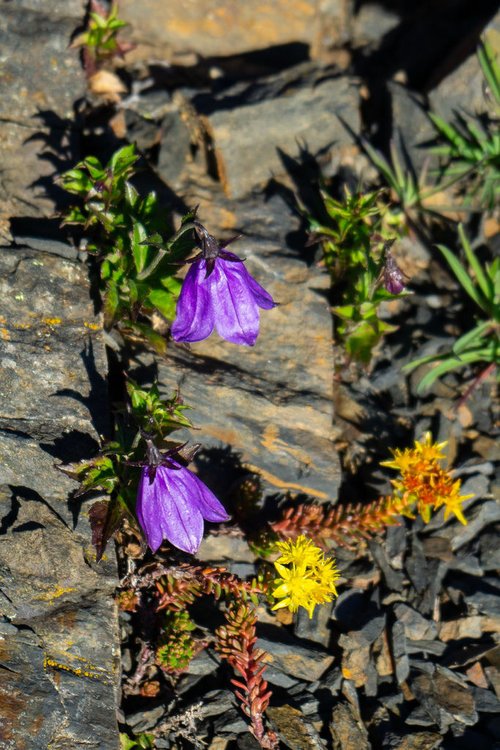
[124,182,139,208]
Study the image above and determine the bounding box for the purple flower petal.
[172,241,275,346]
[136,468,164,553]
[187,470,230,523]
[222,254,275,310]
[135,462,229,554]
[245,272,276,310]
[383,252,407,295]
[211,259,261,345]
[136,466,204,554]
[171,260,215,343]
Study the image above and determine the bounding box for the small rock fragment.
[391,621,410,685]
[393,603,438,642]
[267,704,325,750]
[258,635,334,682]
[329,701,370,750]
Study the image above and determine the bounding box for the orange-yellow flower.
[381,432,471,525]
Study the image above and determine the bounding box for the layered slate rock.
[0,1,120,747]
[0,249,119,749]
[198,68,360,199]
[0,0,86,245]
[119,0,320,61]
[133,190,341,503]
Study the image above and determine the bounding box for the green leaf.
[345,320,381,364]
[416,348,497,393]
[141,232,166,249]
[148,288,177,320]
[361,139,398,194]
[124,321,167,354]
[104,282,120,325]
[61,206,87,225]
[83,156,105,180]
[452,321,493,355]
[332,304,356,320]
[124,182,139,209]
[458,224,493,307]
[478,38,500,107]
[109,144,138,177]
[61,171,93,195]
[436,243,484,310]
[131,222,149,274]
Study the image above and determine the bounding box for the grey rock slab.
[447,573,500,616]
[368,540,405,592]
[391,620,410,685]
[406,640,446,657]
[200,73,360,199]
[148,193,341,502]
[478,527,500,571]
[0,249,119,748]
[0,0,86,241]
[257,634,334,682]
[264,665,300,689]
[0,248,109,442]
[471,686,500,713]
[388,82,436,174]
[294,598,334,646]
[119,0,320,61]
[450,500,500,552]
[429,17,500,121]
[380,730,442,750]
[351,3,400,49]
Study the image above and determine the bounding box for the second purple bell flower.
[171,222,276,346]
[136,461,229,554]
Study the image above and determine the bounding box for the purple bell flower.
[136,461,229,554]
[171,222,276,346]
[383,250,407,295]
[133,438,229,555]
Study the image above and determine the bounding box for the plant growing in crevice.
[305,185,409,365]
[60,144,196,351]
[271,432,472,546]
[156,610,198,673]
[72,1,132,77]
[362,39,499,217]
[58,380,198,560]
[216,602,278,750]
[427,38,500,211]
[121,561,274,744]
[61,145,276,351]
[119,539,339,747]
[404,224,499,394]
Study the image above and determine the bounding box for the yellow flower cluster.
[381,432,473,525]
[271,536,340,619]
